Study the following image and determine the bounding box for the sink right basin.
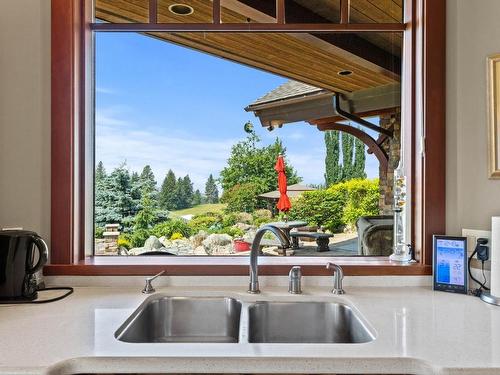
[248,301,375,343]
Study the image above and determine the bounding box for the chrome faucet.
[288,266,302,294]
[248,225,290,294]
[142,270,165,294]
[326,262,345,294]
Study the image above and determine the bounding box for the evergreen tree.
[204,174,219,203]
[134,194,155,231]
[95,161,106,182]
[193,189,203,206]
[159,169,177,210]
[324,131,342,186]
[171,177,185,209]
[95,163,134,228]
[139,165,157,199]
[353,137,367,179]
[181,175,194,208]
[130,171,142,213]
[341,132,355,181]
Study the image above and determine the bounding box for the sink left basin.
[115,296,242,343]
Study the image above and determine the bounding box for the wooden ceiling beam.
[237,0,401,76]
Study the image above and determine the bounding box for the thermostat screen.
[435,239,466,286]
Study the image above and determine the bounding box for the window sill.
[43,256,431,276]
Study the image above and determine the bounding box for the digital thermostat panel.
[433,235,468,294]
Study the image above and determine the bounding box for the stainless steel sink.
[115,296,242,343]
[247,301,375,343]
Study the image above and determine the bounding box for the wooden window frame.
[46,0,445,276]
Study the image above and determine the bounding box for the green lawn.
[170,203,227,217]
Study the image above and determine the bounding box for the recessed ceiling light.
[168,3,194,16]
[338,70,353,76]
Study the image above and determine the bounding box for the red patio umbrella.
[275,154,291,213]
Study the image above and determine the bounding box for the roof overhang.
[246,83,401,127]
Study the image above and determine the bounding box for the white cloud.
[95,112,235,190]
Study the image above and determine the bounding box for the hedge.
[288,178,380,232]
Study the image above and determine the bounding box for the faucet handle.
[326,262,345,295]
[288,266,302,294]
[142,270,165,294]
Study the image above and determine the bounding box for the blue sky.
[95,32,379,191]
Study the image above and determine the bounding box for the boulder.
[202,233,233,255]
[194,245,208,255]
[190,230,208,248]
[233,222,256,232]
[243,229,257,243]
[144,235,163,250]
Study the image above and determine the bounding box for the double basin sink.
[115,295,375,344]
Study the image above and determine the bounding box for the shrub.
[130,229,150,248]
[221,182,263,213]
[288,188,347,232]
[253,209,272,221]
[95,226,105,239]
[117,235,132,249]
[221,213,238,227]
[336,178,380,227]
[151,219,192,239]
[288,178,380,232]
[170,232,184,240]
[188,214,222,233]
[219,226,245,238]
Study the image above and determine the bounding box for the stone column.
[378,109,401,214]
[103,223,120,255]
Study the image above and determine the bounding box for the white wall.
[0,0,499,244]
[446,0,500,234]
[0,1,51,241]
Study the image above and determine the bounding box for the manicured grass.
[170,203,227,217]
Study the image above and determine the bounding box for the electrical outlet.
[462,228,491,256]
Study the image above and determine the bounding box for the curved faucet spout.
[248,225,290,294]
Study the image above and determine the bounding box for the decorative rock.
[190,230,208,248]
[233,222,256,232]
[243,229,257,244]
[144,236,163,250]
[202,233,233,255]
[194,245,208,255]
[236,212,253,224]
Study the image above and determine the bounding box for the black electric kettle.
[0,230,48,301]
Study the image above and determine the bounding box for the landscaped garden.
[94,131,380,256]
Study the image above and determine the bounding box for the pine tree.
[193,189,203,206]
[130,171,141,213]
[353,137,367,179]
[139,165,157,195]
[324,131,342,186]
[204,174,219,203]
[171,177,185,209]
[181,175,194,208]
[95,161,106,182]
[95,163,134,228]
[159,169,177,210]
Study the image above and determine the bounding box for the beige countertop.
[0,277,499,375]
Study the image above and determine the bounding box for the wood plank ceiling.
[95,0,402,94]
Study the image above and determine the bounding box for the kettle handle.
[28,235,48,274]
